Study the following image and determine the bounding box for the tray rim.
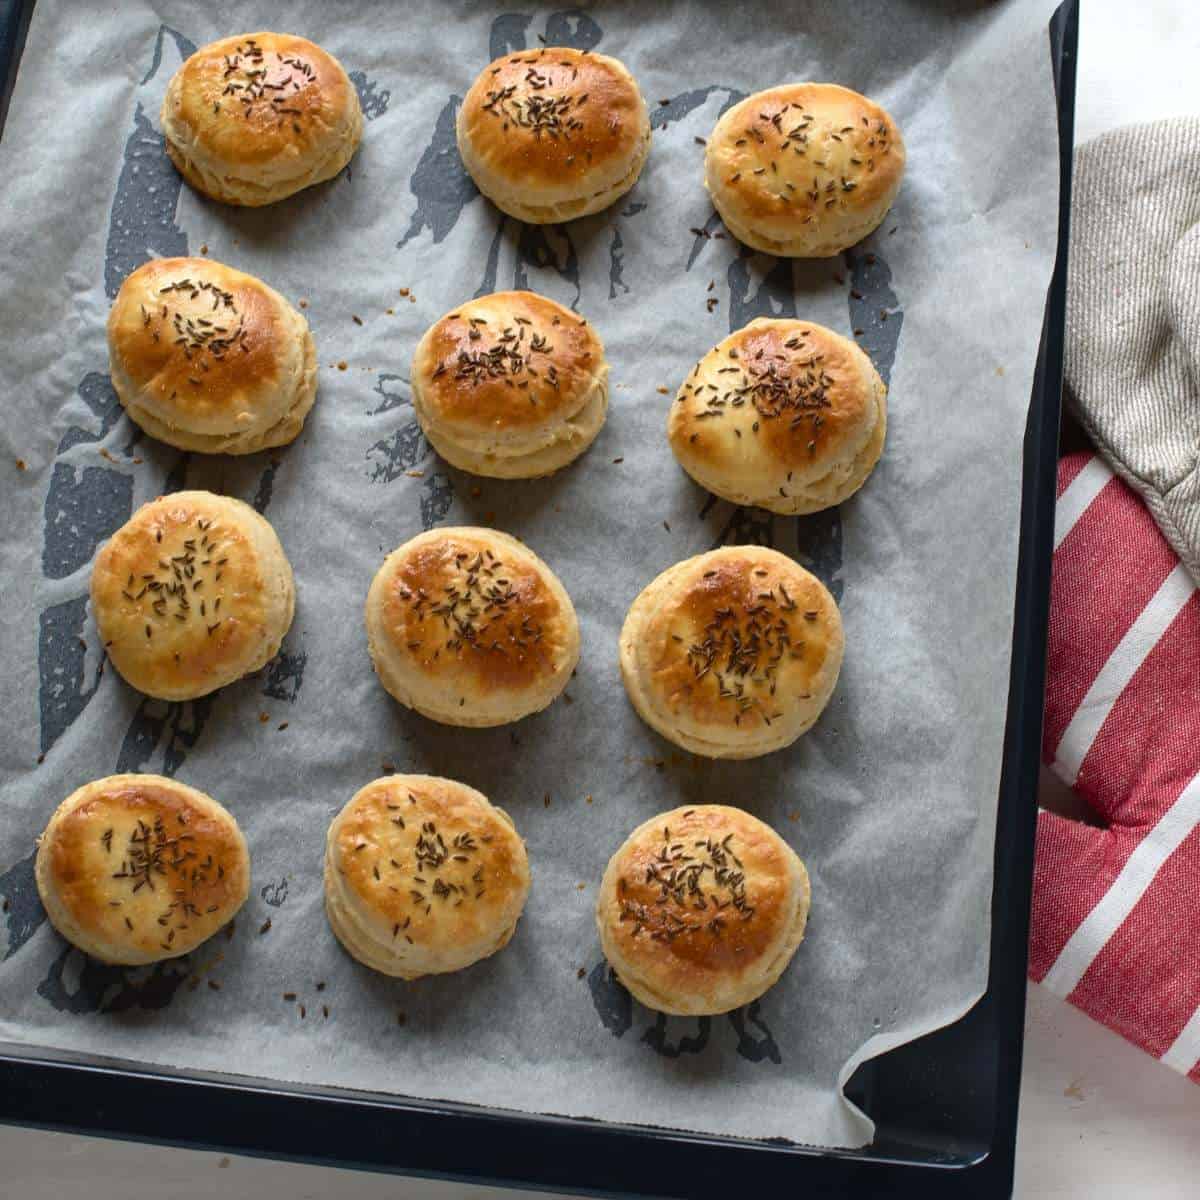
[0,1,1077,1195]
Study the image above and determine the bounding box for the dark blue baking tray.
[0,2,1076,1195]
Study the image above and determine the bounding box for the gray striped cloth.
[1066,117,1200,585]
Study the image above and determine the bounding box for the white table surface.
[6,1,1200,1196]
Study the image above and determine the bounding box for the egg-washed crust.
[91,491,295,701]
[35,774,249,966]
[705,83,905,258]
[366,527,580,727]
[411,291,609,476]
[324,775,530,979]
[161,32,363,207]
[668,318,886,514]
[107,257,317,454]
[457,47,650,222]
[596,805,810,1015]
[619,546,843,759]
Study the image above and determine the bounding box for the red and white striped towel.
[1030,449,1200,1079]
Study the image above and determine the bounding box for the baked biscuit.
[161,32,363,207]
[366,527,579,726]
[412,291,608,478]
[457,46,650,223]
[596,805,810,1015]
[668,318,886,514]
[619,546,843,758]
[91,491,295,701]
[107,257,317,455]
[705,83,905,257]
[324,774,530,979]
[36,774,249,966]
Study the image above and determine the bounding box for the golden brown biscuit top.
[706,84,905,228]
[672,320,876,478]
[171,32,358,166]
[91,492,274,695]
[107,258,293,431]
[330,776,528,943]
[638,548,840,733]
[377,530,574,697]
[605,806,797,976]
[460,47,646,189]
[415,291,601,431]
[42,777,247,957]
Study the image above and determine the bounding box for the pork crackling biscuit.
[667,318,886,515]
[366,527,579,727]
[325,774,530,979]
[107,256,317,455]
[411,290,608,479]
[161,31,363,207]
[705,83,905,257]
[91,491,295,701]
[36,774,249,965]
[619,546,843,759]
[457,45,650,223]
[596,804,811,1015]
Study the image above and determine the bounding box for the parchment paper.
[0,0,1061,1151]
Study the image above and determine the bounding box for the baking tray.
[0,2,1076,1195]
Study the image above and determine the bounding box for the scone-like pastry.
[365,527,579,726]
[619,546,843,758]
[596,805,810,1015]
[36,774,250,966]
[107,257,317,455]
[92,491,295,701]
[412,291,608,478]
[668,318,886,514]
[457,46,650,224]
[161,32,363,207]
[705,83,905,257]
[325,774,531,979]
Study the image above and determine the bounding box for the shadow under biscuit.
[37,945,194,1016]
[171,62,393,251]
[442,459,598,532]
[0,851,44,964]
[382,703,562,806]
[585,963,784,1066]
[326,892,535,1036]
